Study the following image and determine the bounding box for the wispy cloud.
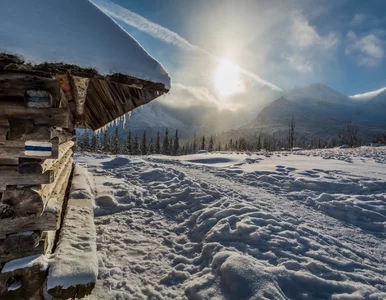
[351,14,367,26]
[346,31,384,67]
[284,11,339,73]
[91,0,282,91]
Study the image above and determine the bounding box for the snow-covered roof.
[0,0,170,89]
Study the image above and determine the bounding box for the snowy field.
[77,147,386,300]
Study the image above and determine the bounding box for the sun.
[215,59,244,97]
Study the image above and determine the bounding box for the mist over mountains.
[112,83,386,143]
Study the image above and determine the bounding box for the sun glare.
[215,59,244,97]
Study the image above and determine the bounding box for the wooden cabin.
[0,1,170,299]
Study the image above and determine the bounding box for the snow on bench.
[46,164,97,299]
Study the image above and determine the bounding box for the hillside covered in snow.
[241,83,386,141]
[106,83,386,142]
[77,147,386,299]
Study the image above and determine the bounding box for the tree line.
[77,128,180,155]
[77,117,370,156]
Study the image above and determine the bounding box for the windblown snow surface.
[76,147,386,300]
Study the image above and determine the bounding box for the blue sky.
[92,0,386,105]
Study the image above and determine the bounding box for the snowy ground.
[77,147,386,300]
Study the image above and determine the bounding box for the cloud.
[346,31,384,67]
[91,0,282,91]
[164,83,221,109]
[351,14,367,26]
[283,11,339,73]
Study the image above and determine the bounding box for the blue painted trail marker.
[24,141,52,157]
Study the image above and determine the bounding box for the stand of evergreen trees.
[77,128,184,156]
[77,120,366,155]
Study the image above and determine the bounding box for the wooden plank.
[0,119,9,142]
[0,167,53,192]
[0,198,62,239]
[0,239,44,263]
[0,137,59,159]
[0,158,18,166]
[41,140,74,172]
[0,187,44,218]
[4,231,40,252]
[0,106,70,128]
[0,72,60,104]
[39,149,73,207]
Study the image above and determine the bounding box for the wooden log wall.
[0,71,76,299]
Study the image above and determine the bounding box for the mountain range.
[111,83,386,142]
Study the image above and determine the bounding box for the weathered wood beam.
[0,167,53,192]
[0,187,44,218]
[38,149,73,208]
[0,158,18,166]
[0,137,59,160]
[0,238,44,263]
[0,119,9,142]
[71,76,89,124]
[0,198,62,239]
[0,106,70,128]
[0,72,61,105]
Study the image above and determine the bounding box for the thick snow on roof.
[0,0,170,89]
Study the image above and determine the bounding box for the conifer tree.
[208,136,214,152]
[162,128,169,155]
[193,133,197,153]
[78,130,90,151]
[111,127,120,154]
[103,129,110,152]
[133,134,139,155]
[173,129,179,155]
[257,135,261,151]
[288,116,295,149]
[201,135,206,150]
[91,131,100,151]
[141,131,147,155]
[149,138,154,154]
[156,131,161,154]
[189,142,194,154]
[125,130,132,155]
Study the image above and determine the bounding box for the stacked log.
[0,71,75,299]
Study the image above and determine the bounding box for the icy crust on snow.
[75,147,386,300]
[0,0,170,89]
[47,165,98,291]
[1,254,49,274]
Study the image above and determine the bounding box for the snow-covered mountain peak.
[350,87,386,101]
[285,83,348,103]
